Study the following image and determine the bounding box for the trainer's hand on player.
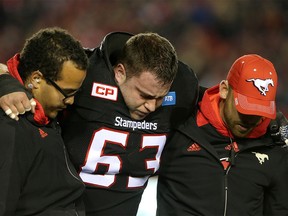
[0,92,36,121]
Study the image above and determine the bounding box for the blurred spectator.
[1,0,287,116]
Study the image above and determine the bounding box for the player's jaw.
[130,109,150,120]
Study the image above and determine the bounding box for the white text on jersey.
[91,82,118,101]
[114,116,158,130]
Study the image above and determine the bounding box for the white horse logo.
[252,152,269,165]
[246,78,274,96]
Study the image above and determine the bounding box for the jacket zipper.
[223,143,238,216]
[62,143,84,216]
[223,138,235,216]
[62,143,84,185]
[50,122,83,216]
[223,166,231,216]
[53,121,83,184]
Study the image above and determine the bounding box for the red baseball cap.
[227,54,278,119]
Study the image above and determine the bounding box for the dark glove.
[0,74,32,99]
[269,111,288,147]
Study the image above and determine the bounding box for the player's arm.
[268,111,288,147]
[0,64,35,120]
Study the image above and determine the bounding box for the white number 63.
[79,128,166,188]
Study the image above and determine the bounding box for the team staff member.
[157,54,288,216]
[0,27,88,215]
[0,32,199,215]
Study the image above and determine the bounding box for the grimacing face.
[31,60,86,119]
[115,66,171,120]
[221,88,263,138]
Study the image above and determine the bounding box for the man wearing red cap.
[157,54,288,216]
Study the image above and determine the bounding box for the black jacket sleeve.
[0,74,32,98]
[263,148,288,215]
[0,115,21,215]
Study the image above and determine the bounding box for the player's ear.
[114,63,126,85]
[219,80,229,99]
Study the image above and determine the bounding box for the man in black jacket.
[0,27,88,215]
[157,54,288,216]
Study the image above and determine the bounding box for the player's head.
[18,27,88,119]
[219,54,278,138]
[114,32,178,120]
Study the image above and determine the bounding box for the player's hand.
[0,92,36,121]
[269,111,288,147]
[0,63,9,74]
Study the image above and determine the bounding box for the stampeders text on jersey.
[114,116,158,130]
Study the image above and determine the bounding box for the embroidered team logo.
[187,143,201,152]
[246,78,274,96]
[252,152,269,164]
[38,128,48,138]
[91,82,118,101]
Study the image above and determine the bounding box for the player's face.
[118,70,171,120]
[221,89,263,138]
[34,61,86,119]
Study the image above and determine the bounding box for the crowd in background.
[1,0,288,116]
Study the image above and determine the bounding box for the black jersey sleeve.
[0,74,32,98]
[169,61,199,129]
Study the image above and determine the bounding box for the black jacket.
[157,86,288,216]
[0,111,85,216]
[0,55,85,216]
